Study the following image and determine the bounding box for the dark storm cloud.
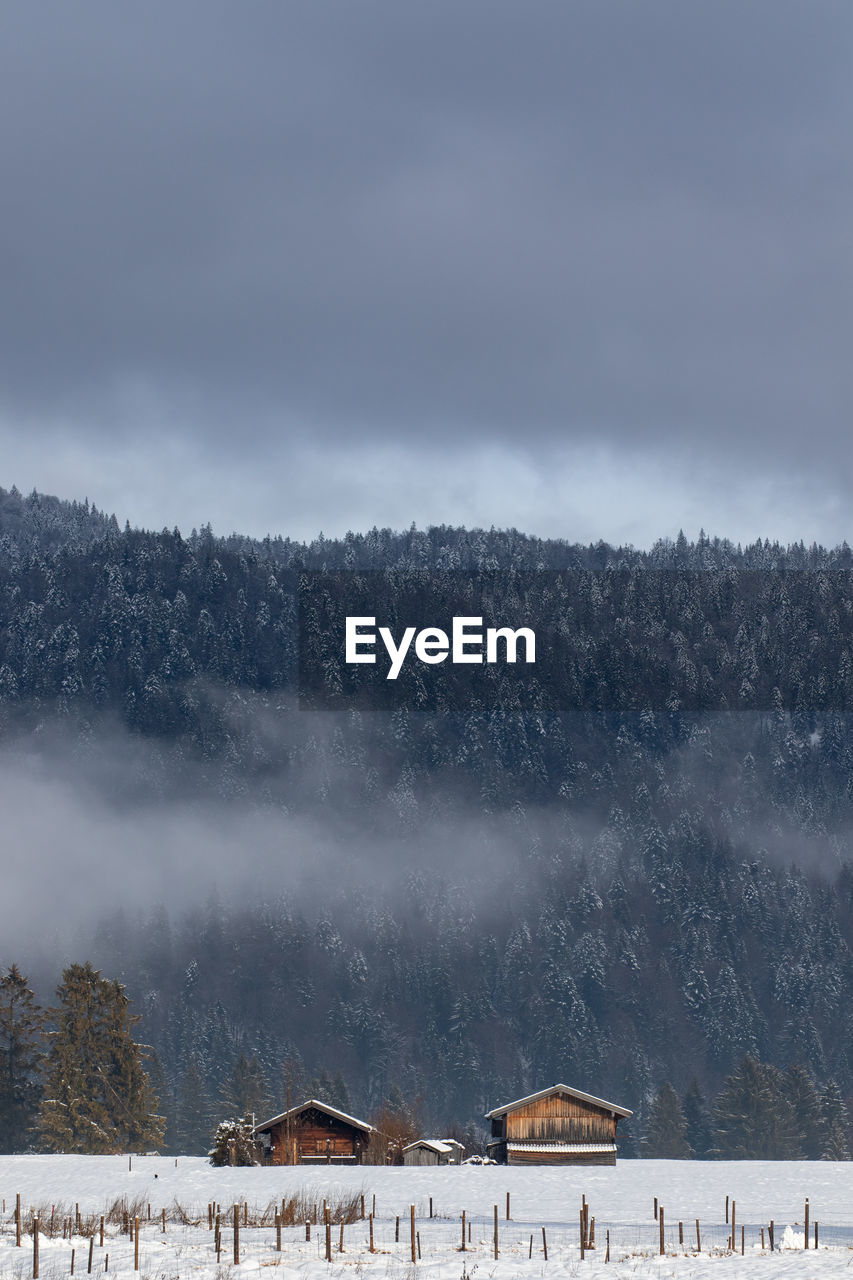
[1,1,851,500]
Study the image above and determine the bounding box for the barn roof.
[253,1099,374,1135]
[485,1083,632,1120]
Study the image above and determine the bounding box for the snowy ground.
[1,1155,852,1278]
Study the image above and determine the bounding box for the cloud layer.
[1,2,851,542]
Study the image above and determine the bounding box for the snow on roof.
[507,1141,618,1153]
[485,1083,632,1120]
[253,1099,374,1135]
[402,1139,464,1154]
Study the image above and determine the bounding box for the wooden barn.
[253,1099,374,1165]
[485,1083,631,1166]
[402,1138,465,1166]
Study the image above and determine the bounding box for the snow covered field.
[1,1155,853,1279]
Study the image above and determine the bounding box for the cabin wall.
[504,1095,616,1143]
[268,1115,365,1165]
[403,1147,440,1167]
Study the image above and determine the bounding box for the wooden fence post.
[369,1213,374,1253]
[695,1218,701,1252]
[494,1204,499,1259]
[506,1191,510,1221]
[659,1206,664,1256]
[542,1225,548,1260]
[731,1200,735,1252]
[580,1207,585,1260]
[134,1217,140,1271]
[16,1193,21,1247]
[275,1211,281,1251]
[805,1199,809,1250]
[233,1203,240,1266]
[461,1210,466,1252]
[325,1219,331,1262]
[411,1205,416,1263]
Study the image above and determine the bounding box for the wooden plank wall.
[504,1094,617,1143]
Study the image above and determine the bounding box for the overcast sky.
[1,2,851,547]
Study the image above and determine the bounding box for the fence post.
[805,1199,809,1250]
[461,1210,466,1252]
[410,1205,416,1264]
[695,1219,701,1253]
[494,1204,499,1259]
[542,1226,548,1260]
[134,1217,139,1271]
[659,1206,664,1256]
[16,1193,21,1247]
[275,1211,281,1251]
[33,1214,39,1279]
[233,1203,240,1266]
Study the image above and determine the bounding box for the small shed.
[402,1138,465,1166]
[485,1083,631,1166]
[253,1099,373,1165]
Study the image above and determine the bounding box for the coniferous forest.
[4,485,853,1155]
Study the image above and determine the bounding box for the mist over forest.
[3,484,853,1152]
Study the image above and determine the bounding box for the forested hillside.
[3,485,853,1153]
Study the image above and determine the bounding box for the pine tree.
[208,1116,260,1167]
[820,1079,850,1159]
[712,1056,800,1159]
[645,1082,692,1157]
[175,1057,214,1155]
[0,966,45,1151]
[36,962,164,1153]
[682,1078,712,1158]
[784,1064,823,1159]
[219,1053,271,1128]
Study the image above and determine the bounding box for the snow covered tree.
[36,962,164,1153]
[0,966,45,1151]
[645,1082,691,1157]
[208,1117,260,1167]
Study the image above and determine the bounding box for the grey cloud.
[0,1,851,538]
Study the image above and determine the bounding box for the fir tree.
[682,1078,712,1158]
[220,1053,271,1128]
[0,966,45,1151]
[820,1079,850,1159]
[645,1082,692,1158]
[712,1056,800,1159]
[175,1057,214,1155]
[208,1117,260,1167]
[784,1064,823,1159]
[36,962,164,1153]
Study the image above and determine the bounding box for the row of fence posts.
[8,1186,827,1274]
[653,1194,819,1256]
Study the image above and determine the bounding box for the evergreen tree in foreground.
[0,966,45,1151]
[37,962,164,1153]
[645,1082,692,1157]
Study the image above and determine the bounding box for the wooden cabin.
[485,1083,631,1166]
[253,1099,373,1165]
[402,1138,465,1166]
